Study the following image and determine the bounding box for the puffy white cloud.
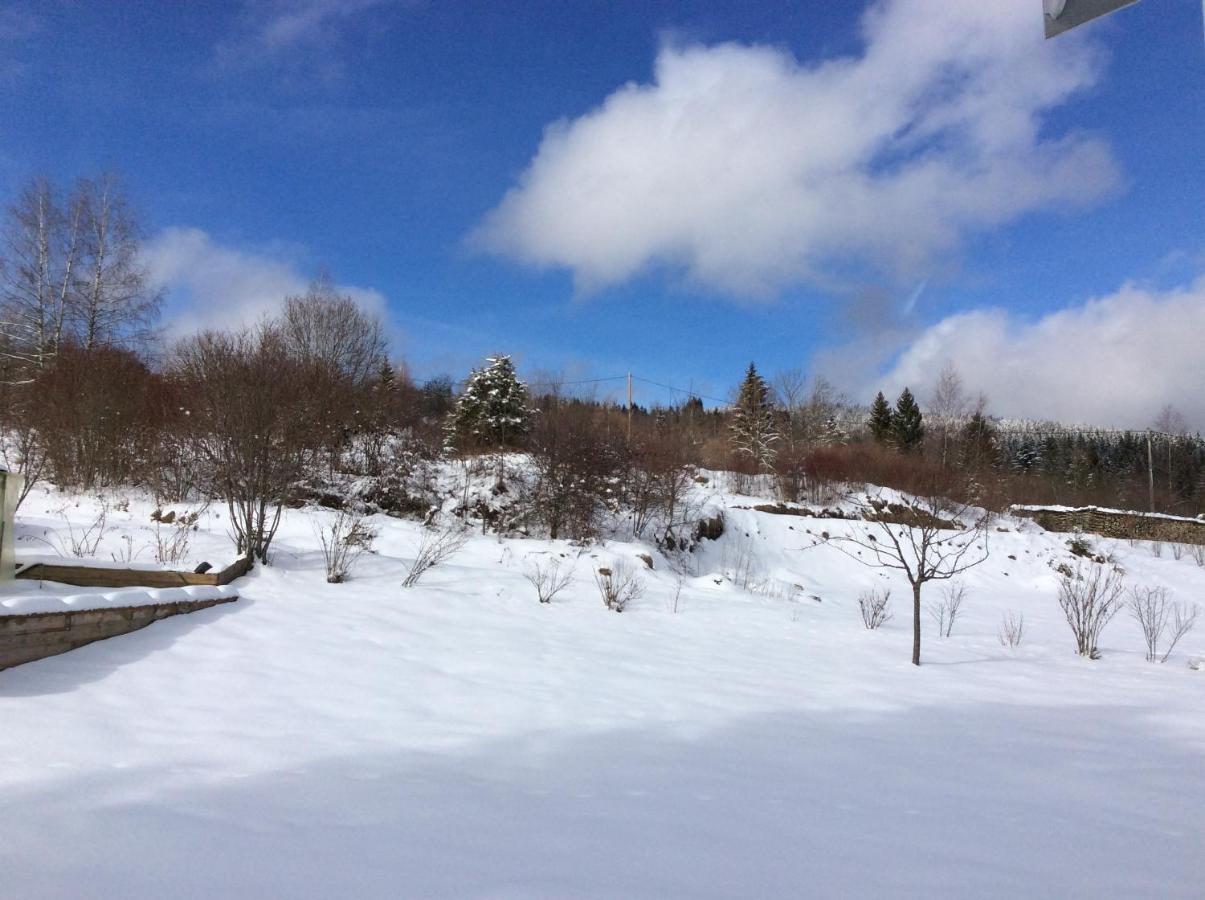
[143,226,388,339]
[875,277,1205,430]
[473,0,1119,297]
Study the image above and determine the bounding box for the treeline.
[2,174,1202,565]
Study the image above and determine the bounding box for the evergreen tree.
[868,391,894,445]
[960,411,997,470]
[892,387,924,453]
[730,362,778,470]
[446,355,533,452]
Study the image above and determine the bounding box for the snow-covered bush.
[594,560,644,612]
[1057,565,1125,659]
[857,588,892,630]
[317,511,376,584]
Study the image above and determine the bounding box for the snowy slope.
[1,478,1203,899]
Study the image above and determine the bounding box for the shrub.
[523,556,574,604]
[402,521,468,587]
[1057,565,1125,658]
[998,611,1025,649]
[594,560,644,612]
[317,510,376,584]
[857,587,892,630]
[927,583,966,638]
[1129,586,1198,663]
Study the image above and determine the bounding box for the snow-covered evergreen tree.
[446,355,533,453]
[730,363,778,470]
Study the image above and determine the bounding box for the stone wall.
[1012,506,1205,546]
[0,596,237,671]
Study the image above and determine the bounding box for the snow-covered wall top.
[0,583,238,617]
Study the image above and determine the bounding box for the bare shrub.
[667,571,685,613]
[523,556,574,604]
[1170,542,1185,561]
[1150,541,1163,558]
[317,510,376,584]
[594,560,645,612]
[858,587,892,630]
[48,503,108,558]
[1129,586,1199,663]
[927,583,966,638]
[402,522,469,587]
[154,510,201,566]
[110,533,143,564]
[998,611,1025,649]
[722,534,763,591]
[1192,544,1205,567]
[1057,565,1125,658]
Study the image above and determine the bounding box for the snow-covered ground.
[2,477,1204,898]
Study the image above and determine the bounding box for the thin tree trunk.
[912,581,923,666]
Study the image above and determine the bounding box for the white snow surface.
[0,582,238,616]
[2,477,1204,898]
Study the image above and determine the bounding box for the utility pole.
[1146,430,1155,513]
[627,373,633,445]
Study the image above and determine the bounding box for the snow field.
[1,480,1203,898]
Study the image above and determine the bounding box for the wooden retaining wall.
[14,556,252,589]
[1012,506,1205,546]
[0,595,238,671]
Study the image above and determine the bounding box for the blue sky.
[1,0,1202,425]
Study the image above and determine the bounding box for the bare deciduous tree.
[280,272,386,387]
[0,177,82,375]
[831,479,989,665]
[74,174,161,352]
[174,327,319,563]
[1057,565,1125,659]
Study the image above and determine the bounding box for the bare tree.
[831,480,989,665]
[280,271,386,387]
[174,326,319,562]
[0,177,83,376]
[1057,565,1125,659]
[73,174,161,351]
[928,363,969,467]
[1129,586,1198,663]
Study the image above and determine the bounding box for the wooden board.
[15,556,252,589]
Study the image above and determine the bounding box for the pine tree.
[446,355,533,452]
[960,411,997,470]
[868,392,894,445]
[892,387,924,453]
[730,363,778,470]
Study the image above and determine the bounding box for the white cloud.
[875,277,1205,430]
[214,0,406,84]
[143,226,388,340]
[473,0,1119,297]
